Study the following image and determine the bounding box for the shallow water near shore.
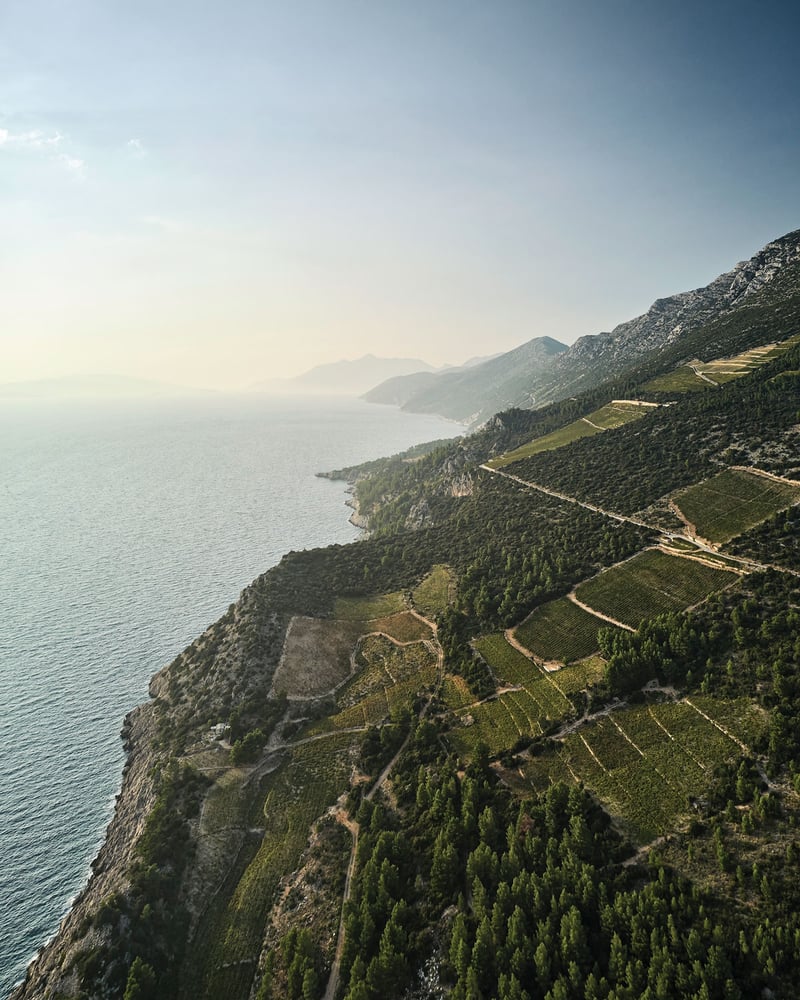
[0,393,462,996]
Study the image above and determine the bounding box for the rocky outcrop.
[365,229,800,426]
[10,704,161,999]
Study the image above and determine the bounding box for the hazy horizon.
[3,1,799,390]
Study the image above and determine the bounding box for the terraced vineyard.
[308,634,438,734]
[369,611,432,643]
[486,401,651,469]
[446,634,590,756]
[412,564,455,617]
[674,468,800,544]
[641,366,712,394]
[333,591,407,620]
[513,596,615,662]
[643,332,800,394]
[185,733,360,1000]
[524,698,764,843]
[575,549,739,628]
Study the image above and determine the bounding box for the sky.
[2,0,800,390]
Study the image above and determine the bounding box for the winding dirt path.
[566,591,636,632]
[322,616,444,1000]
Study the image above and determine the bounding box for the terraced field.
[642,366,712,394]
[486,401,651,469]
[674,468,800,544]
[524,698,765,843]
[185,733,360,1000]
[513,596,616,663]
[333,591,407,620]
[643,332,800,394]
[412,564,455,617]
[575,549,739,628]
[369,611,432,643]
[446,634,600,757]
[308,634,438,734]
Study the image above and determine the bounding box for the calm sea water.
[0,394,462,996]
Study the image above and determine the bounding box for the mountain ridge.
[364,228,800,426]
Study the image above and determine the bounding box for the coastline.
[10,700,161,999]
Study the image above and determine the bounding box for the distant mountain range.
[250,354,438,397]
[364,336,568,423]
[364,229,800,426]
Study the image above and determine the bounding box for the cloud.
[58,153,86,177]
[0,128,63,149]
[0,125,84,176]
[126,138,146,158]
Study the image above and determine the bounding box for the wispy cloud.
[126,138,146,159]
[0,128,63,149]
[57,153,86,177]
[0,126,84,176]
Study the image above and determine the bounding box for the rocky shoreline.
[10,697,161,999]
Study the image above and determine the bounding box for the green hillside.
[38,233,800,1000]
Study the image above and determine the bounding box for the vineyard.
[307,635,438,734]
[185,733,360,1000]
[486,401,650,469]
[333,591,407,621]
[445,634,587,755]
[643,332,800,394]
[513,595,615,663]
[368,611,432,643]
[523,698,765,843]
[411,564,455,617]
[642,366,712,394]
[574,549,739,628]
[674,468,800,544]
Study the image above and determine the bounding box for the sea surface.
[0,393,462,997]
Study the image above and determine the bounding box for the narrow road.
[481,464,795,577]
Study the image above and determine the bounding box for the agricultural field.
[642,366,712,394]
[548,655,606,697]
[341,635,437,707]
[523,698,759,843]
[448,695,536,757]
[333,590,407,620]
[673,468,800,544]
[486,401,651,470]
[441,674,475,711]
[643,332,800,395]
[307,634,438,734]
[574,549,739,628]
[369,611,433,643]
[445,634,577,753]
[412,564,455,617]
[272,616,364,698]
[185,733,360,1000]
[513,596,615,663]
[588,400,658,429]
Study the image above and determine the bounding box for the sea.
[0,393,463,997]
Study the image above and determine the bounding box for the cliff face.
[11,703,161,1000]
[10,580,286,1000]
[365,229,800,424]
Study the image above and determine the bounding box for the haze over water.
[0,394,462,996]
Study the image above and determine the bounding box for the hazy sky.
[2,0,799,389]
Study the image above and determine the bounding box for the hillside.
[364,336,567,425]
[252,355,437,397]
[12,231,800,1000]
[366,229,800,427]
